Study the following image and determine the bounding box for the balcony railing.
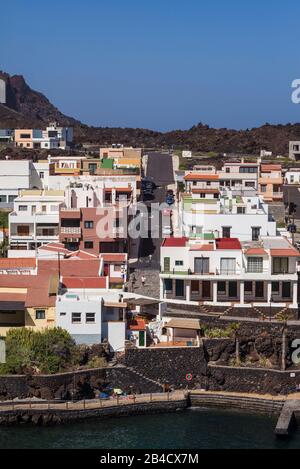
[60,227,81,234]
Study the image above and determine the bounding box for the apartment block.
[160,236,299,309]
[258,164,283,202]
[9,190,64,252]
[15,122,73,150]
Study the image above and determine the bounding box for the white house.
[160,236,299,309]
[285,169,300,185]
[8,189,65,253]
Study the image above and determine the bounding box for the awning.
[165,319,201,330]
[127,298,160,307]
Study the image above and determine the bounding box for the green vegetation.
[0,211,9,228]
[203,323,240,339]
[0,328,108,375]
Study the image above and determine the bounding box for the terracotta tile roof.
[246,248,268,256]
[191,189,219,195]
[189,244,214,252]
[0,293,27,303]
[0,258,36,269]
[216,238,242,250]
[61,277,107,289]
[261,164,282,172]
[38,259,101,277]
[101,254,127,262]
[66,250,98,259]
[162,237,188,248]
[270,249,300,257]
[184,174,219,181]
[39,243,70,254]
[128,318,146,331]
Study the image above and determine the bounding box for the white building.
[0,79,6,104]
[285,169,300,185]
[9,189,64,253]
[56,287,149,350]
[289,142,300,161]
[181,189,276,242]
[0,160,50,209]
[160,236,299,309]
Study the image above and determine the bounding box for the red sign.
[186,373,193,382]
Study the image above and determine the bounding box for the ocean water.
[0,408,299,449]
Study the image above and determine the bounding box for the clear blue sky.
[1,0,300,131]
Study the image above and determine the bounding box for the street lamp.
[269,295,274,322]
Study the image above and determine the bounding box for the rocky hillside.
[1,71,300,155]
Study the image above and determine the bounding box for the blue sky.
[1,0,300,130]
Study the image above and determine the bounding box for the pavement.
[129,152,175,298]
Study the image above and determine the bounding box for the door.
[202,281,211,298]
[228,281,238,298]
[194,258,209,274]
[175,280,184,297]
[164,257,170,272]
[139,331,145,347]
[282,282,291,299]
[17,225,29,236]
[255,281,264,298]
[104,263,109,276]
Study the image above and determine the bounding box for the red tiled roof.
[162,237,188,247]
[261,165,282,172]
[0,258,36,269]
[191,189,219,195]
[38,259,101,277]
[184,174,219,181]
[61,277,107,289]
[0,293,27,303]
[66,250,98,259]
[39,243,70,253]
[270,249,300,257]
[101,254,127,262]
[190,244,214,252]
[246,248,268,256]
[216,238,242,250]
[128,318,146,331]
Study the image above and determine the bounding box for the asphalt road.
[137,152,175,268]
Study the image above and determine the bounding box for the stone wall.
[207,364,300,395]
[124,347,207,389]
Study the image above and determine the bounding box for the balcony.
[60,227,81,235]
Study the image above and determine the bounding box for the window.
[217,282,226,294]
[220,258,236,275]
[252,227,261,242]
[60,312,66,316]
[191,280,200,293]
[282,282,291,298]
[175,260,184,266]
[247,257,263,273]
[86,313,96,323]
[19,205,27,211]
[273,257,289,274]
[0,195,6,203]
[42,205,47,212]
[84,221,94,229]
[245,181,255,188]
[245,282,253,293]
[39,172,44,179]
[84,241,94,249]
[207,181,211,186]
[194,257,209,274]
[35,309,46,320]
[226,167,230,173]
[240,167,257,174]
[272,282,280,293]
[222,227,231,239]
[72,313,81,323]
[164,279,173,292]
[261,185,267,193]
[237,207,246,214]
[8,195,17,203]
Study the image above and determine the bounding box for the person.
[141,275,146,287]
[130,272,136,292]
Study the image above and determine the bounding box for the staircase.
[126,366,165,392]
